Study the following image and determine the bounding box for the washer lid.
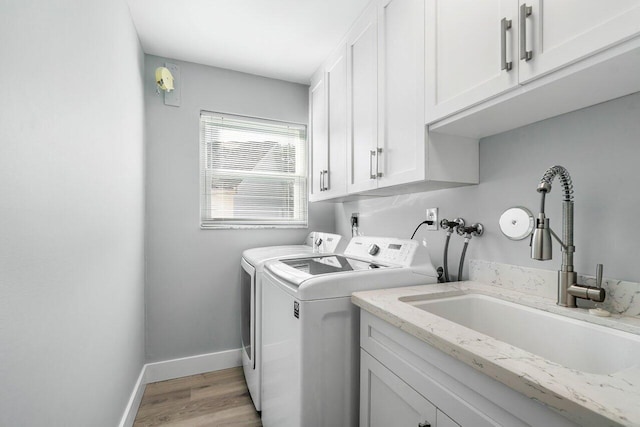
[281,255,387,275]
[242,245,313,266]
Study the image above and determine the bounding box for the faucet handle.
[596,263,603,288]
[568,263,606,303]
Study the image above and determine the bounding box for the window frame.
[199,111,309,230]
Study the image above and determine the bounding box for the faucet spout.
[531,166,577,307]
[530,165,605,308]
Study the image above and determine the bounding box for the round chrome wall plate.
[499,206,534,240]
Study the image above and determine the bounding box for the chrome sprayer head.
[531,214,552,260]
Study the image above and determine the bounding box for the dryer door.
[240,258,256,368]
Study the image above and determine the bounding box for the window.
[200,111,308,229]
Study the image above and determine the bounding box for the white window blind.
[200,111,308,229]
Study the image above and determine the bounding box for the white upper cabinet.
[311,0,480,201]
[426,0,519,123]
[309,45,349,202]
[324,44,348,199]
[519,0,640,82]
[309,70,328,201]
[348,0,429,193]
[427,0,640,136]
[377,0,426,189]
[346,3,379,194]
[324,44,347,198]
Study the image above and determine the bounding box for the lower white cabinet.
[361,350,462,427]
[359,311,580,427]
[361,350,438,427]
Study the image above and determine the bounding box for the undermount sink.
[402,293,640,375]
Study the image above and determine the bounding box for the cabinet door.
[437,410,461,427]
[518,0,640,83]
[309,70,328,201]
[425,0,519,123]
[377,0,426,188]
[325,44,348,198]
[347,3,379,194]
[360,350,437,427]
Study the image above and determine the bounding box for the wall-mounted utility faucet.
[456,223,484,281]
[456,223,484,237]
[531,165,605,308]
[439,218,465,282]
[440,218,465,232]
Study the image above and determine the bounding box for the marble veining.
[352,281,640,427]
[470,259,640,317]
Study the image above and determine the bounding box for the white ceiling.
[125,0,370,84]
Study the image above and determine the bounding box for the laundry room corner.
[143,55,336,364]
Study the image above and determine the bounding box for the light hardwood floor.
[133,367,262,426]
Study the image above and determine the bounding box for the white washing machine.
[261,236,438,427]
[240,232,345,411]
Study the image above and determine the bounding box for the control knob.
[368,244,380,256]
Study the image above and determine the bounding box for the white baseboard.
[145,348,242,383]
[119,348,242,427]
[118,366,147,427]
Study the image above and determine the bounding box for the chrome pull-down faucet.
[530,165,605,308]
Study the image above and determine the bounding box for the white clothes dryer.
[240,232,345,411]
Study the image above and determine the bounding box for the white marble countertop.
[352,281,640,427]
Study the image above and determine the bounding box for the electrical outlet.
[351,212,359,237]
[425,208,438,231]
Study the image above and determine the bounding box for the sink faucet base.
[558,270,577,308]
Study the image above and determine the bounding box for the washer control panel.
[304,232,345,253]
[344,236,420,266]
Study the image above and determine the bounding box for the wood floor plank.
[136,389,192,417]
[161,405,262,427]
[133,367,261,427]
[143,368,243,397]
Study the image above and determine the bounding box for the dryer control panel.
[344,236,425,267]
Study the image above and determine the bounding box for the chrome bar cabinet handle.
[520,3,533,61]
[501,18,512,71]
[369,150,376,179]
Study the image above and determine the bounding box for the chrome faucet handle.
[568,263,606,303]
[596,263,603,288]
[440,218,464,230]
[456,223,484,237]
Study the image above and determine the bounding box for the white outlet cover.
[426,208,438,231]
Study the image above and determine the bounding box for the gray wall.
[145,55,335,362]
[337,92,640,284]
[0,1,146,426]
